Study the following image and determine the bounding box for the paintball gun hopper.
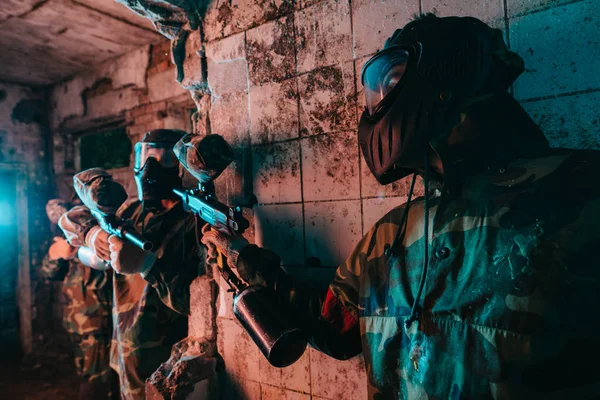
[174,133,233,184]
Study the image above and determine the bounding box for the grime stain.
[300,66,357,135]
[246,16,295,86]
[11,99,48,125]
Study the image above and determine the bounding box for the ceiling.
[0,0,164,87]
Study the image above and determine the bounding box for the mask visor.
[134,142,178,172]
[362,47,410,115]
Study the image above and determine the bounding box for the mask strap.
[405,150,430,330]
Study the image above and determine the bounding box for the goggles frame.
[360,43,422,122]
[133,141,179,173]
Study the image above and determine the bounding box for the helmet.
[358,15,524,184]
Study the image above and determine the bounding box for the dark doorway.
[0,169,21,359]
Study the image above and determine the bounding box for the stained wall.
[154,0,600,398]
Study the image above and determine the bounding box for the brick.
[147,68,189,103]
[220,376,262,399]
[150,40,171,69]
[205,32,248,97]
[261,385,310,400]
[301,131,360,201]
[354,55,370,126]
[507,0,576,17]
[134,111,162,126]
[362,196,408,234]
[249,78,299,144]
[188,277,218,340]
[310,349,368,399]
[254,203,304,265]
[511,0,600,100]
[217,318,262,381]
[246,15,296,86]
[521,92,600,150]
[361,153,425,198]
[181,30,205,91]
[298,62,357,136]
[214,146,253,206]
[304,200,361,267]
[422,0,505,27]
[280,346,311,393]
[128,101,167,119]
[86,86,141,121]
[295,0,353,73]
[252,140,302,204]
[218,275,237,320]
[210,90,250,145]
[203,0,296,43]
[352,0,418,58]
[259,347,310,393]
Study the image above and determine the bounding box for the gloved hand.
[58,205,97,247]
[200,224,249,272]
[108,235,157,275]
[84,226,111,261]
[48,237,78,261]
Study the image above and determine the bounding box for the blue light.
[0,201,14,226]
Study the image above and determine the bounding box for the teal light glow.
[0,200,13,226]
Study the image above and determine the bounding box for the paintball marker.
[73,168,153,252]
[173,133,307,368]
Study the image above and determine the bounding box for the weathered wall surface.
[50,39,195,200]
[0,82,53,354]
[113,0,600,398]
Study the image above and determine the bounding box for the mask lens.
[134,142,178,172]
[363,48,410,115]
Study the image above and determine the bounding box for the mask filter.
[134,157,180,204]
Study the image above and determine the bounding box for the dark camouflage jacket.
[240,148,600,399]
[60,200,202,400]
[40,254,111,336]
[40,253,112,382]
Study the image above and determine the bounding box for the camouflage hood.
[427,91,551,187]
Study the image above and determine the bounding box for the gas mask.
[133,130,186,206]
[358,16,523,184]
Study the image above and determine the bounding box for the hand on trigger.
[108,235,156,275]
[85,226,111,261]
[200,224,249,270]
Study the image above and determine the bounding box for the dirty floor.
[0,355,81,400]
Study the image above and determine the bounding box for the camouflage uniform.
[60,201,201,400]
[40,254,113,389]
[238,148,600,399]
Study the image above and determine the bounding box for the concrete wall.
[50,40,195,200]
[48,0,600,397]
[176,0,599,398]
[0,82,52,354]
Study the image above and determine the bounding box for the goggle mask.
[133,142,179,173]
[361,44,421,120]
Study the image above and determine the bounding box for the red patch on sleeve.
[321,289,358,335]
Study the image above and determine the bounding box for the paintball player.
[58,129,202,400]
[40,199,114,400]
[201,14,600,399]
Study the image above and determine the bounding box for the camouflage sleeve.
[58,205,97,247]
[39,253,69,281]
[143,213,201,315]
[236,242,366,360]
